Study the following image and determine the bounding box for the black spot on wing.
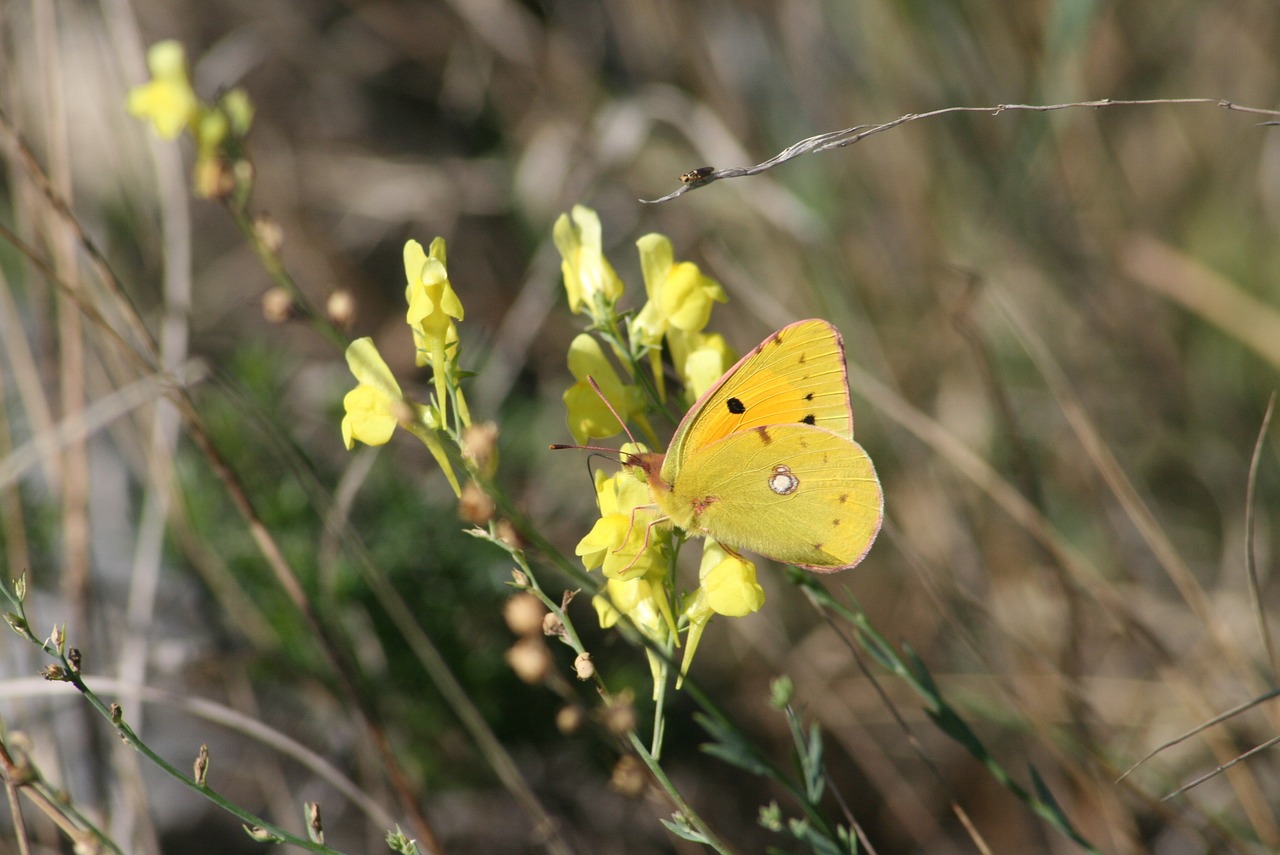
[838,494,848,503]
[726,397,746,414]
[804,392,815,401]
[801,414,816,425]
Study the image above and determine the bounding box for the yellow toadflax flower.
[666,329,737,406]
[678,541,764,684]
[562,334,651,446]
[553,205,624,322]
[630,233,726,401]
[341,338,407,450]
[126,40,199,141]
[404,238,469,428]
[341,337,460,495]
[575,454,667,580]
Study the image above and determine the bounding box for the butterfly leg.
[609,505,670,575]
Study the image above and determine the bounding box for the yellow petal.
[341,385,398,449]
[700,545,764,617]
[344,338,401,397]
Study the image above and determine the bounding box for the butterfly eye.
[768,464,799,496]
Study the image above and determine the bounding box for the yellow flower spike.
[126,40,199,140]
[404,238,465,425]
[563,334,650,444]
[677,541,763,686]
[553,206,623,320]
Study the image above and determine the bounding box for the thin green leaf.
[695,712,771,776]
[660,814,710,843]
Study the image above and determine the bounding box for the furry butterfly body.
[633,319,882,572]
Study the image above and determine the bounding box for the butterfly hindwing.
[662,320,853,485]
[667,423,882,571]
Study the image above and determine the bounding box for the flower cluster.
[339,238,475,498]
[127,41,254,199]
[555,205,764,684]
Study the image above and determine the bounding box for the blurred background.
[2,0,1280,852]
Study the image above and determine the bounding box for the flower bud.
[503,594,545,637]
[555,705,584,734]
[252,214,284,254]
[609,755,647,798]
[495,520,522,549]
[572,651,594,680]
[261,287,295,324]
[462,422,499,477]
[458,481,495,525]
[326,289,355,329]
[600,691,636,736]
[542,611,565,638]
[505,638,552,684]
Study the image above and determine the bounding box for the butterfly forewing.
[671,424,882,571]
[663,320,853,484]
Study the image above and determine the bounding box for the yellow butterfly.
[631,319,882,572]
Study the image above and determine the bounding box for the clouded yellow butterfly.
[632,319,882,572]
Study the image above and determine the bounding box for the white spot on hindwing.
[768,464,799,495]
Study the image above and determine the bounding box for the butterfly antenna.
[586,375,642,450]
[547,376,644,466]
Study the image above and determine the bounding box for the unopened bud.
[67,648,81,675]
[261,287,295,324]
[572,651,594,680]
[503,594,545,637]
[3,613,25,635]
[458,481,495,525]
[13,572,26,602]
[252,215,283,254]
[542,611,565,638]
[41,665,66,681]
[462,422,500,476]
[600,691,636,736]
[511,568,529,587]
[494,520,522,549]
[555,705,584,734]
[193,155,234,200]
[109,703,123,724]
[49,624,64,653]
[326,289,355,329]
[505,638,552,684]
[609,755,647,798]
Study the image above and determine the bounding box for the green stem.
[628,732,736,855]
